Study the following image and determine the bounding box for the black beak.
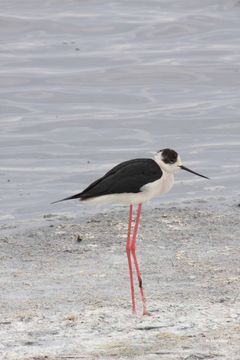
[180,165,210,179]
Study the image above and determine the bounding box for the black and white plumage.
[53,148,209,315]
[58,159,163,204]
[54,148,208,205]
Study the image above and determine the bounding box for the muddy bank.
[0,200,239,359]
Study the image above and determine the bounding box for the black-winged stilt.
[53,148,209,315]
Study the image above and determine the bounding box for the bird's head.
[154,148,209,179]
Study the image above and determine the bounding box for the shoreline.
[1,199,240,359]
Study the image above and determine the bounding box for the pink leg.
[126,204,136,314]
[131,203,150,315]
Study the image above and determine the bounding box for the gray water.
[1,0,240,223]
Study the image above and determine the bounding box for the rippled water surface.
[1,0,240,222]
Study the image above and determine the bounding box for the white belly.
[83,171,174,205]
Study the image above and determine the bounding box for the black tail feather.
[51,192,83,204]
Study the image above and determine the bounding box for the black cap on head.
[159,148,178,164]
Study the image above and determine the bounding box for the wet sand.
[1,200,240,359]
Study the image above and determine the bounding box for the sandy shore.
[0,200,240,359]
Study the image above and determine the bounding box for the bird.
[53,148,209,315]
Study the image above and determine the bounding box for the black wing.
[52,159,162,202]
[53,158,162,203]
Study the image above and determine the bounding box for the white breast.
[140,170,174,199]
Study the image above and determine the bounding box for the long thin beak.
[179,165,210,179]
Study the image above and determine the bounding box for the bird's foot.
[132,307,137,315]
[143,309,151,316]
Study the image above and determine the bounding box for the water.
[1,0,240,223]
